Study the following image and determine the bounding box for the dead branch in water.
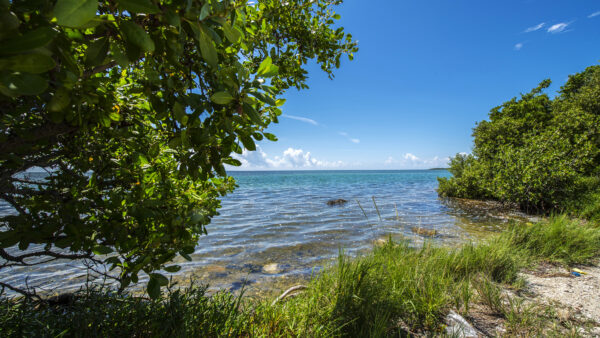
[271,285,307,306]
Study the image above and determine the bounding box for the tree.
[0,0,357,298]
[438,65,600,215]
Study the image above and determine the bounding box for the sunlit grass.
[1,216,598,336]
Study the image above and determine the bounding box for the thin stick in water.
[356,199,368,220]
[372,196,382,222]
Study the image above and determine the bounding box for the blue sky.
[232,0,600,170]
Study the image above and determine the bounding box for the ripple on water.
[0,170,524,295]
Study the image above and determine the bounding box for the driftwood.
[271,285,307,306]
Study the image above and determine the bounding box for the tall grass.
[1,216,598,337]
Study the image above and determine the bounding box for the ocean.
[0,170,513,294]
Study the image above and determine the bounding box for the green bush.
[439,65,600,215]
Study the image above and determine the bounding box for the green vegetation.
[438,65,600,218]
[0,0,356,297]
[3,216,599,336]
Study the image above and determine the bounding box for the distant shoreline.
[226,168,450,172]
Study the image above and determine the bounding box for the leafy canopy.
[438,65,600,216]
[0,0,357,297]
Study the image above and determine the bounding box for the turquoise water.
[1,170,513,295]
[174,170,509,292]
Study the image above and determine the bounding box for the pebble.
[263,263,280,274]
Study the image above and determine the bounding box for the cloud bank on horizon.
[228,146,344,170]
[384,153,450,169]
[226,146,450,170]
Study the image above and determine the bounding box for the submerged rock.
[262,263,281,274]
[411,226,438,237]
[326,199,348,206]
[445,310,478,337]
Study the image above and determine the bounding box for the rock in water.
[445,310,478,337]
[326,199,348,206]
[263,263,280,274]
[411,227,438,237]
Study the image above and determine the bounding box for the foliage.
[0,0,357,297]
[438,65,600,214]
[2,216,598,336]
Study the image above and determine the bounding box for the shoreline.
[2,215,599,336]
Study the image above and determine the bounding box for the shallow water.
[0,170,524,296]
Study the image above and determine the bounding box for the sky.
[231,0,600,170]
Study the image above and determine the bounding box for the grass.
[1,216,599,337]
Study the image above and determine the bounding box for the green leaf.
[249,91,276,106]
[164,265,181,273]
[172,101,187,125]
[256,56,272,76]
[0,72,48,96]
[180,252,192,261]
[110,43,129,67]
[0,54,56,74]
[256,56,278,77]
[199,2,210,20]
[151,273,169,286]
[54,0,98,28]
[85,37,109,67]
[262,64,278,77]
[211,91,234,105]
[333,14,341,20]
[198,29,218,68]
[108,111,121,121]
[48,87,71,112]
[223,23,241,43]
[147,277,160,299]
[242,102,264,126]
[0,11,19,40]
[264,133,277,141]
[164,9,180,27]
[136,153,149,165]
[116,0,160,14]
[223,158,242,166]
[121,21,155,53]
[92,245,114,255]
[181,245,195,254]
[99,115,111,127]
[0,27,57,56]
[240,135,256,151]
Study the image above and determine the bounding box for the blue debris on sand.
[571,271,581,277]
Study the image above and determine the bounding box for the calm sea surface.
[1,170,518,295]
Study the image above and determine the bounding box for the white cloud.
[547,22,569,34]
[589,11,600,18]
[524,22,545,33]
[514,43,524,51]
[404,153,419,161]
[338,131,360,144]
[229,146,344,170]
[281,114,318,126]
[384,153,449,169]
